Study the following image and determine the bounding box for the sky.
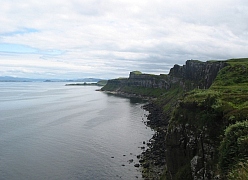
[1,0,248,79]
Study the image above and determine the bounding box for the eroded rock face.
[166,124,216,179]
[102,60,228,179]
[104,60,227,93]
[169,60,227,89]
[169,60,227,88]
[128,72,171,89]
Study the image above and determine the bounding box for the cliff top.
[100,58,248,179]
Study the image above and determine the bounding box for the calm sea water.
[0,82,153,180]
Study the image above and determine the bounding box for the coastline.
[99,59,248,179]
[65,83,100,86]
[99,90,156,101]
[139,103,167,180]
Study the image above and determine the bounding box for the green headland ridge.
[65,80,108,86]
[101,58,248,180]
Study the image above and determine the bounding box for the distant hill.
[0,76,36,82]
[0,76,104,82]
[64,78,103,82]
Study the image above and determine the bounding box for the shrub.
[227,160,248,180]
[219,121,248,175]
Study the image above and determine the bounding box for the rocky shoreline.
[100,90,155,101]
[138,103,168,180]
[100,59,248,179]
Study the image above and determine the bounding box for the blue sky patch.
[1,28,39,37]
[0,43,63,56]
[0,43,37,54]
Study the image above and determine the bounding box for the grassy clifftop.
[101,58,248,179]
[165,58,248,179]
[101,72,170,97]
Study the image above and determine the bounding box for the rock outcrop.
[169,60,227,88]
[128,72,170,89]
[102,60,227,93]
[101,58,248,180]
[102,72,170,93]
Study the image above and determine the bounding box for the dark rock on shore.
[139,102,168,180]
[101,59,248,179]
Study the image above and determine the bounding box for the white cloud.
[0,0,248,79]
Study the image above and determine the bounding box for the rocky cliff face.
[169,60,227,89]
[101,60,235,180]
[103,60,227,93]
[161,60,228,179]
[128,72,170,89]
[164,60,248,180]
[103,72,171,92]
[166,102,222,179]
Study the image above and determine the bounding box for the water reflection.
[105,92,148,104]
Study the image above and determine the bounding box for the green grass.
[101,58,248,179]
[158,83,184,113]
[219,121,248,176]
[131,71,142,74]
[166,58,248,179]
[97,80,108,86]
[101,82,121,91]
[121,85,167,97]
[227,160,248,179]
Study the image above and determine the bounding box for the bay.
[0,82,153,180]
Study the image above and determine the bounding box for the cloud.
[0,0,248,79]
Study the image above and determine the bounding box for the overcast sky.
[1,0,248,79]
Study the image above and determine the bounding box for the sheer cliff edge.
[101,58,248,180]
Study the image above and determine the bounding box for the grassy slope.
[101,58,248,179]
[97,80,108,86]
[166,58,248,179]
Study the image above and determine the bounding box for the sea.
[0,82,153,180]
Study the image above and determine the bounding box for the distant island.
[65,80,107,86]
[0,76,105,83]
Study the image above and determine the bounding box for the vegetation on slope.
[101,74,169,98]
[101,58,248,179]
[227,160,248,179]
[219,121,248,175]
[165,58,248,179]
[132,70,142,74]
[121,86,168,97]
[101,78,127,91]
[96,80,108,86]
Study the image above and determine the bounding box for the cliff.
[101,58,248,179]
[165,59,248,179]
[102,60,227,96]
[169,60,227,88]
[102,72,169,89]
